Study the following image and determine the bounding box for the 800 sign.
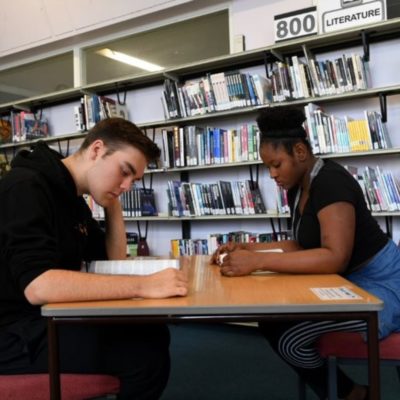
[274,7,318,42]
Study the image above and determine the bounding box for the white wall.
[0,0,194,57]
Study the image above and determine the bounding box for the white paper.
[311,286,362,300]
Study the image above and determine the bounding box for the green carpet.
[160,323,399,400]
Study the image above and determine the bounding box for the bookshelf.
[1,18,400,255]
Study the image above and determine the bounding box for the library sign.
[274,7,318,42]
[318,0,386,34]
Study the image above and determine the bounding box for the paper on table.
[87,257,180,275]
[310,286,362,300]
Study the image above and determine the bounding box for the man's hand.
[139,267,189,298]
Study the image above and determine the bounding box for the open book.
[252,249,283,275]
[87,257,180,275]
[218,248,283,265]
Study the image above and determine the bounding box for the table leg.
[367,312,380,400]
[47,318,61,400]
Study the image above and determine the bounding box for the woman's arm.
[220,202,355,276]
[210,238,302,265]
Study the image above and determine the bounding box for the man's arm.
[24,266,189,305]
[103,199,127,260]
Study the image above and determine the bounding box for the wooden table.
[42,256,383,400]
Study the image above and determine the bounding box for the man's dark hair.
[256,107,312,155]
[79,118,161,162]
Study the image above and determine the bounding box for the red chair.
[300,332,400,400]
[0,373,120,400]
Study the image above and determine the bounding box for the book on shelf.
[0,154,10,178]
[10,111,49,142]
[120,187,158,217]
[171,238,209,257]
[0,118,12,144]
[303,103,392,155]
[270,51,369,103]
[162,69,272,119]
[139,188,158,216]
[126,232,139,257]
[87,256,180,275]
[346,164,400,213]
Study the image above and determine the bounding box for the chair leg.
[327,356,338,400]
[396,366,400,383]
[297,375,307,400]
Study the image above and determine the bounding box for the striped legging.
[259,319,367,399]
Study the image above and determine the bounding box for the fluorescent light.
[96,48,164,72]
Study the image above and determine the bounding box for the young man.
[0,118,188,399]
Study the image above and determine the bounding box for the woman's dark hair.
[79,118,161,162]
[256,106,311,155]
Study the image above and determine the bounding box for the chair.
[0,373,120,400]
[298,332,400,400]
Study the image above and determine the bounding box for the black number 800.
[276,15,316,39]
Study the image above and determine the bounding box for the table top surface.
[42,256,383,318]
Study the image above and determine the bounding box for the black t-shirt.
[288,159,388,274]
[0,143,107,326]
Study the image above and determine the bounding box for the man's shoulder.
[0,167,47,193]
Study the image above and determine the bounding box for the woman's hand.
[210,242,247,265]
[219,249,260,276]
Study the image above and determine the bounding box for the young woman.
[211,107,400,400]
[0,118,188,400]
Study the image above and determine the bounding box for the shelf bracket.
[115,83,127,106]
[361,30,370,62]
[385,216,392,239]
[55,138,70,157]
[248,164,260,185]
[141,170,154,191]
[181,220,191,240]
[379,93,387,123]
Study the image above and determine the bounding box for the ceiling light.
[96,48,164,72]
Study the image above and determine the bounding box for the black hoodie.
[0,141,107,325]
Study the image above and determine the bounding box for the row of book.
[304,104,391,155]
[271,49,369,102]
[85,188,158,219]
[346,165,400,213]
[161,71,272,119]
[160,124,260,168]
[167,179,267,217]
[74,94,129,132]
[171,230,292,257]
[0,111,49,143]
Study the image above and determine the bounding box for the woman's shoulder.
[318,159,354,181]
